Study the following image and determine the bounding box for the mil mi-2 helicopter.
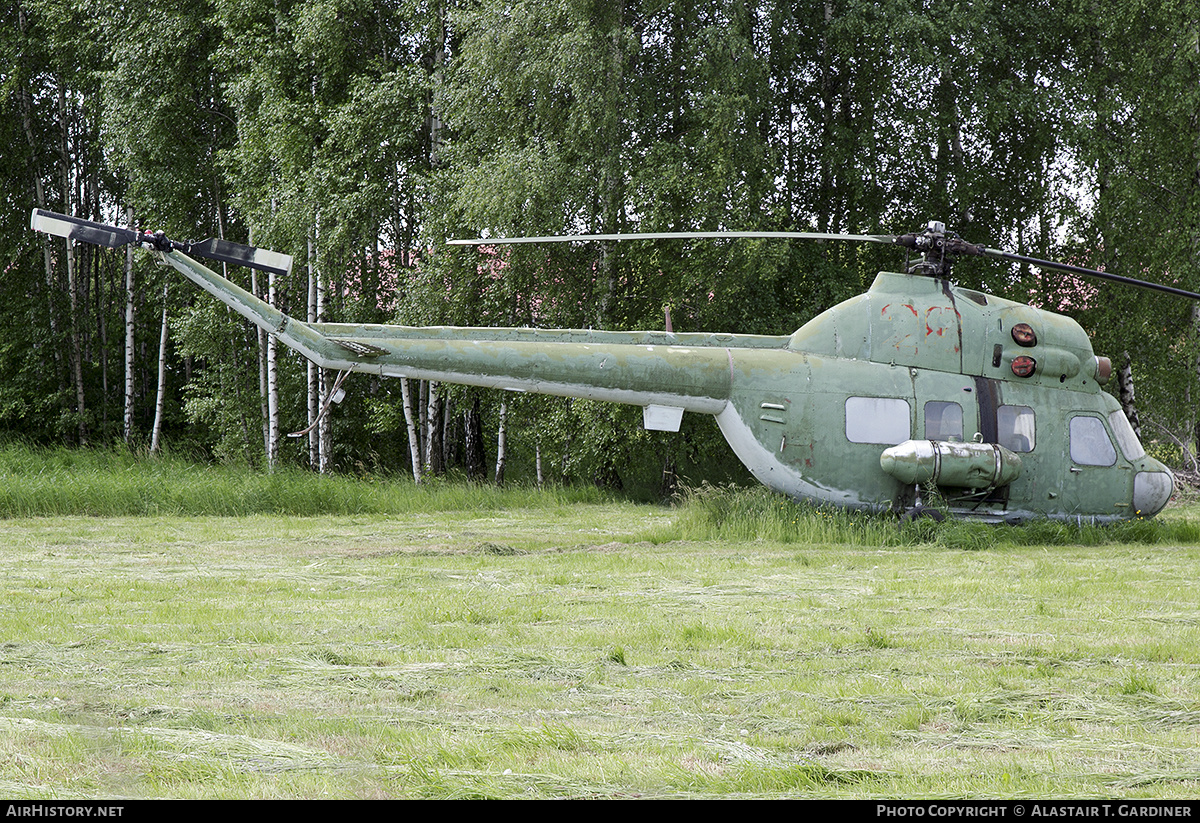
[31,208,1182,523]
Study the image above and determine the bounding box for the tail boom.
[162,250,735,413]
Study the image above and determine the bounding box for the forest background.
[3,0,1199,497]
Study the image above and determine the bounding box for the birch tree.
[1065,0,1200,464]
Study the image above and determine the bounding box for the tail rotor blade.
[31,209,139,249]
[31,208,293,276]
[184,238,293,277]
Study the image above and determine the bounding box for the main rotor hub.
[894,220,985,279]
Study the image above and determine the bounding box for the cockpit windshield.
[1108,410,1146,461]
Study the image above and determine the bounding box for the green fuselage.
[165,251,1173,522]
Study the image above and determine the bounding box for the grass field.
[1,446,1199,798]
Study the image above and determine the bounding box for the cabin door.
[1060,413,1134,519]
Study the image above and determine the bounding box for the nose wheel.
[900,483,947,523]
[901,505,946,524]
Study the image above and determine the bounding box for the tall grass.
[656,482,1200,548]
[0,442,616,517]
[6,442,1200,550]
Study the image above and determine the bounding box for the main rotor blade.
[31,209,139,248]
[980,247,1200,301]
[448,230,898,246]
[449,223,1200,301]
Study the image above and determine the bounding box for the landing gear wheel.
[901,505,946,524]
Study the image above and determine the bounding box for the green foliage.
[101,1,232,232]
[7,0,1200,485]
[172,296,268,465]
[1059,0,1200,458]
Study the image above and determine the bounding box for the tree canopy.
[3,0,1199,491]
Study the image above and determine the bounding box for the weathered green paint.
[162,250,1174,522]
[880,440,1023,488]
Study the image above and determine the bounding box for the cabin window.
[1108,410,1145,460]
[924,401,963,441]
[846,397,911,444]
[1070,415,1117,466]
[997,405,1036,452]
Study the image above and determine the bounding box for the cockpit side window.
[924,401,963,441]
[846,397,911,444]
[997,405,1035,453]
[1070,415,1117,466]
[1107,410,1146,460]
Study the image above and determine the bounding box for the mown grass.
[2,444,1200,798]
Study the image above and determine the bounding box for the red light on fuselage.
[1011,356,1037,377]
[1011,323,1037,347]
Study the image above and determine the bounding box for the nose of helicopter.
[1133,463,1175,517]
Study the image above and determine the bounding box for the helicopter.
[31,208,1183,523]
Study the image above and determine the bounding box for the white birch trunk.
[494,397,508,485]
[318,367,330,473]
[248,222,269,458]
[254,269,269,457]
[425,382,444,475]
[150,283,169,454]
[316,230,330,473]
[307,235,319,468]
[1118,351,1140,437]
[400,377,423,483]
[266,269,279,470]
[418,380,429,470]
[123,205,136,444]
